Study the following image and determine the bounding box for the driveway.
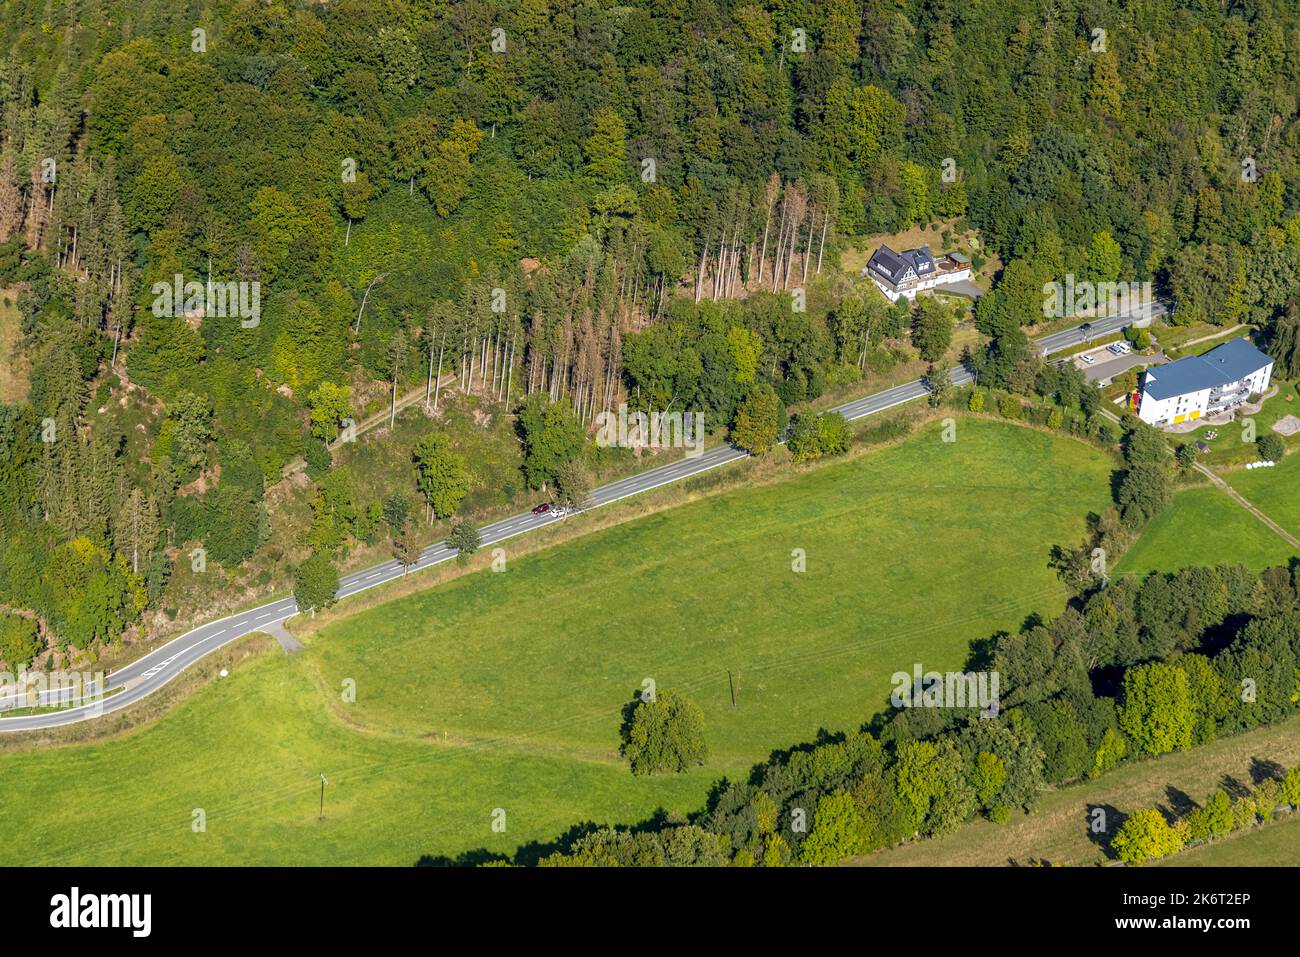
[935,279,984,299]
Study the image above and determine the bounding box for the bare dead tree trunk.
[694,239,710,303]
[802,214,814,283]
[758,183,777,288]
[432,332,445,412]
[354,273,387,335]
[425,334,435,409]
[505,335,516,404]
[770,201,787,293]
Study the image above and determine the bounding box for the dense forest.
[2,0,1300,664]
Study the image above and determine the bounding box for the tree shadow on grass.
[963,633,1002,673]
[1087,803,1126,859]
[1020,611,1045,632]
[1220,774,1252,800]
[415,848,511,867]
[510,820,609,867]
[414,819,609,868]
[1249,756,1285,785]
[1162,786,1198,820]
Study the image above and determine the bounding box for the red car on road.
[531,503,550,515]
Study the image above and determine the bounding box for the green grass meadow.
[1115,486,1298,577]
[311,419,1113,764]
[0,419,1116,865]
[1227,448,1300,543]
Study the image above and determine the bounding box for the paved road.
[1033,301,1166,357]
[0,312,1144,732]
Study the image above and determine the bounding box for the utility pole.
[728,670,738,709]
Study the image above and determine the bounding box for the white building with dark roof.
[863,244,972,302]
[1136,338,1274,427]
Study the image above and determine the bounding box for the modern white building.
[863,245,972,302]
[1136,338,1274,428]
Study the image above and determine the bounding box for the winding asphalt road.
[1034,301,1166,355]
[0,306,1161,732]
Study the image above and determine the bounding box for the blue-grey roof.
[867,245,911,284]
[1142,338,1273,401]
[867,245,937,285]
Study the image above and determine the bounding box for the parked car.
[1080,353,1095,365]
[531,503,550,515]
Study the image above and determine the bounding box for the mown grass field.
[1184,377,1300,469]
[1115,486,1297,577]
[310,419,1114,764]
[1227,447,1300,543]
[0,419,1115,865]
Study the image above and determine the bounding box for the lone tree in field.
[294,551,339,614]
[620,689,708,775]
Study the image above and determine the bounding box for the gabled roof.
[867,245,914,285]
[867,245,936,286]
[1142,338,1273,402]
[910,246,937,275]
